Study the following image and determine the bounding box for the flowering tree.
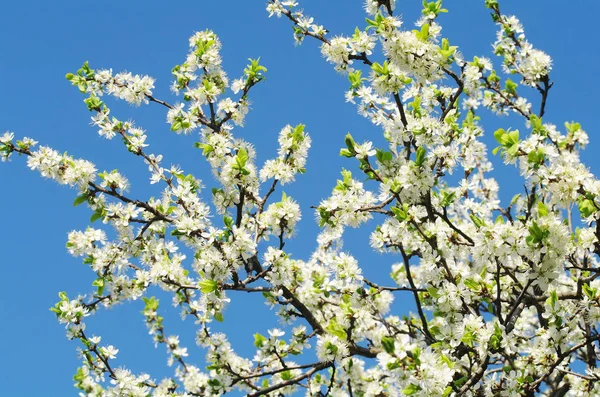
[1,0,599,395]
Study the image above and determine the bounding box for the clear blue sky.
[1,1,599,395]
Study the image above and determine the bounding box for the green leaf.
[365,13,385,32]
[326,318,347,340]
[463,278,479,291]
[194,142,214,156]
[546,290,558,308]
[84,96,104,112]
[470,214,485,228]
[403,383,421,395]
[199,279,218,294]
[325,341,339,355]
[462,110,479,128]
[344,133,356,154]
[461,329,476,346]
[509,193,521,206]
[77,81,87,93]
[92,277,105,296]
[376,149,393,163]
[236,147,248,167]
[348,70,364,89]
[453,376,468,388]
[339,148,354,158]
[578,198,597,218]
[506,142,517,155]
[415,146,426,167]
[505,79,518,96]
[526,221,548,247]
[292,124,305,140]
[488,70,500,83]
[529,114,545,135]
[371,61,389,76]
[582,284,597,299]
[439,39,457,62]
[441,191,456,207]
[214,311,224,322]
[489,323,503,351]
[90,211,103,223]
[318,207,333,228]
[335,169,353,192]
[223,215,234,229]
[493,128,506,144]
[413,23,430,42]
[170,229,186,237]
[493,128,519,156]
[422,0,448,16]
[408,96,423,118]
[386,359,402,370]
[443,386,454,397]
[342,169,352,186]
[527,148,545,167]
[427,286,439,298]
[507,129,519,145]
[381,336,395,354]
[280,370,292,381]
[254,333,267,348]
[565,121,581,134]
[142,296,159,312]
[391,204,409,222]
[537,201,548,217]
[73,194,88,207]
[244,58,268,82]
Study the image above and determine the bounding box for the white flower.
[101,345,119,360]
[0,131,14,144]
[316,334,349,362]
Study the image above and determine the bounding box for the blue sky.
[1,1,599,395]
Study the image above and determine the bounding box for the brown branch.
[434,208,475,246]
[146,94,174,110]
[247,362,332,397]
[399,245,434,343]
[363,278,426,293]
[525,334,600,393]
[458,355,490,394]
[441,67,465,121]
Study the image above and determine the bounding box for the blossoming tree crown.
[1,0,599,395]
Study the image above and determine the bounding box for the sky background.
[1,1,599,395]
